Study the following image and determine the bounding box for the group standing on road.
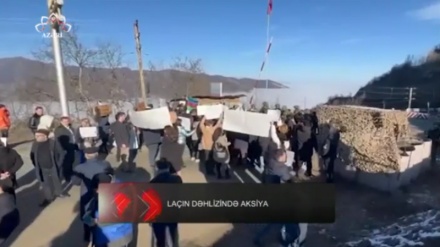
[0,101,343,247]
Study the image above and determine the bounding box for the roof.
[192,94,246,99]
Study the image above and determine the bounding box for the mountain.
[327,46,440,109]
[0,57,287,101]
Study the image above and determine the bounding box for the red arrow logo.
[113,192,131,217]
[140,189,162,222]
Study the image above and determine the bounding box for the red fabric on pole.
[267,0,273,15]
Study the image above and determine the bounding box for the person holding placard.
[76,118,101,164]
[199,115,222,176]
[189,115,201,163]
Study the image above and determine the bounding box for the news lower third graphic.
[98,184,335,223]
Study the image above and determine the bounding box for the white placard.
[223,110,272,137]
[267,109,281,122]
[0,138,7,146]
[130,107,171,130]
[37,115,54,130]
[197,104,224,119]
[285,151,294,167]
[178,116,191,131]
[79,126,98,138]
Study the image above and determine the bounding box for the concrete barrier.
[334,141,432,192]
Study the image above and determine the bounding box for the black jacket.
[0,193,19,245]
[0,147,23,189]
[263,159,292,184]
[110,121,130,147]
[30,139,64,182]
[295,125,314,159]
[322,127,340,159]
[150,172,183,184]
[54,125,77,151]
[28,114,41,132]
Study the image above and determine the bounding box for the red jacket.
[0,107,11,130]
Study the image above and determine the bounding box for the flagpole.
[265,13,270,91]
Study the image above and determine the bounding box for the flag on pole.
[186,97,198,112]
[267,0,273,15]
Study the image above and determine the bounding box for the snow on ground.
[345,210,440,247]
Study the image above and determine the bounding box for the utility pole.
[48,0,69,116]
[133,20,147,105]
[407,87,414,109]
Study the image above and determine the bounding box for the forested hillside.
[327,46,440,109]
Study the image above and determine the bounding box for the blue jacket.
[93,216,134,246]
[84,180,133,246]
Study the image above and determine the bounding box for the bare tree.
[169,56,210,98]
[32,25,99,117]
[93,41,128,108]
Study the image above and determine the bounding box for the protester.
[96,111,111,154]
[175,118,195,168]
[254,148,293,246]
[142,128,162,167]
[199,115,222,175]
[150,158,182,247]
[262,149,293,184]
[76,118,101,164]
[188,115,201,162]
[28,106,44,134]
[0,105,10,138]
[0,140,24,198]
[160,125,184,175]
[321,119,341,183]
[82,173,133,247]
[110,112,130,165]
[294,115,314,177]
[30,129,67,207]
[212,128,231,179]
[233,132,249,165]
[54,116,79,182]
[0,179,19,246]
[72,144,113,245]
[126,117,139,172]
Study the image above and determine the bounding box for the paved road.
[6,143,278,247]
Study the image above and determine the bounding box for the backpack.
[279,223,307,247]
[213,144,229,164]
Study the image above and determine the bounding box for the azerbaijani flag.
[186,97,198,112]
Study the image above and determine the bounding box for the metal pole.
[408,87,413,109]
[51,7,69,116]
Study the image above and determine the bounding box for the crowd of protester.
[0,102,342,247]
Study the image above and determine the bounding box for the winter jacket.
[84,182,133,247]
[199,117,221,151]
[28,114,41,133]
[0,107,10,130]
[0,147,24,189]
